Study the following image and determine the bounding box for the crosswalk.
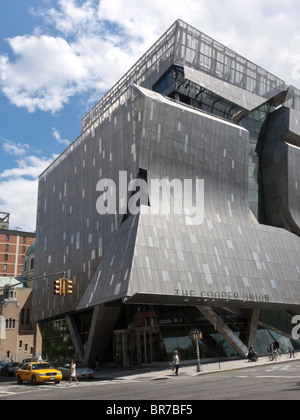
[234,362,300,380]
[0,378,139,399]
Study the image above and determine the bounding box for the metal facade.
[33,21,300,360]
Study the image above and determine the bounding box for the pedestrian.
[95,355,100,370]
[273,339,282,357]
[172,351,180,376]
[67,360,79,386]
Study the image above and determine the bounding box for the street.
[0,361,300,402]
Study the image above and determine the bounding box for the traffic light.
[54,279,62,296]
[54,278,72,296]
[63,278,73,295]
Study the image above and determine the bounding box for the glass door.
[113,328,155,367]
[135,328,153,366]
[113,330,133,367]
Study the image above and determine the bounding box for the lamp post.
[189,329,202,373]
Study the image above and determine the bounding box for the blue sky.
[1,0,300,231]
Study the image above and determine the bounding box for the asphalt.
[93,354,299,381]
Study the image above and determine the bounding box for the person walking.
[172,351,180,376]
[67,360,79,386]
[273,339,282,356]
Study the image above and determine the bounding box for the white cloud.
[0,155,55,231]
[1,34,88,113]
[1,139,30,156]
[0,155,52,179]
[52,128,70,146]
[1,0,300,114]
[44,0,99,36]
[0,56,8,80]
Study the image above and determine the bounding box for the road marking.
[0,391,18,396]
[0,377,140,394]
[257,376,299,379]
[0,388,32,398]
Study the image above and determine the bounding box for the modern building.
[33,20,300,367]
[0,213,35,278]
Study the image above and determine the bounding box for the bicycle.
[285,347,296,359]
[268,349,279,362]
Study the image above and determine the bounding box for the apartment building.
[0,213,35,277]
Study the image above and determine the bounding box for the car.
[12,363,24,376]
[0,362,20,376]
[58,361,94,380]
[16,362,63,385]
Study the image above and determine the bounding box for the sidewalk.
[94,355,299,381]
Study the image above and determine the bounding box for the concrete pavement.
[93,353,299,381]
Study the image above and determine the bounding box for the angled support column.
[245,309,260,348]
[197,306,248,359]
[84,304,121,367]
[66,315,85,362]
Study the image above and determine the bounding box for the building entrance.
[113,327,155,367]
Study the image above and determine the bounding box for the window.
[19,340,23,349]
[6,234,9,241]
[26,309,30,324]
[4,254,8,261]
[3,264,7,271]
[5,244,9,251]
[21,308,25,325]
[22,246,26,253]
[6,318,16,329]
[22,236,26,243]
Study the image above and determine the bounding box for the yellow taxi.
[16,361,62,385]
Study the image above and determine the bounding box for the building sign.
[174,289,270,303]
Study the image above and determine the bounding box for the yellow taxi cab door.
[24,364,31,380]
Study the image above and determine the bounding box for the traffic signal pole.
[0,271,67,293]
[0,270,72,298]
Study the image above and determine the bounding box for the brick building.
[0,278,42,363]
[0,213,40,362]
[0,213,35,278]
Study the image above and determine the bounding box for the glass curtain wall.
[41,306,300,366]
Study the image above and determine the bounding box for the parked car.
[16,362,62,385]
[58,361,94,380]
[12,363,23,376]
[0,362,20,376]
